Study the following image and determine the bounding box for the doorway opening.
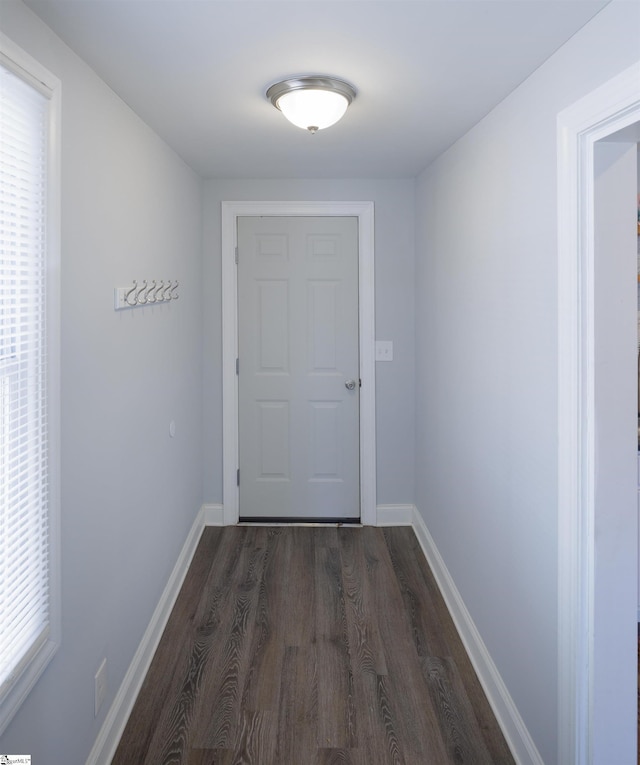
[221,201,377,527]
[557,62,640,764]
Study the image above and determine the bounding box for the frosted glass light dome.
[267,77,356,134]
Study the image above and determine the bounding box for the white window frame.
[0,33,61,736]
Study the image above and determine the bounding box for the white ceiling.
[22,0,610,179]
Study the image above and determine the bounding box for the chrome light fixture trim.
[266,76,357,133]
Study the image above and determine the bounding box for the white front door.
[237,216,360,521]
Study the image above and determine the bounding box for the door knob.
[345,379,357,390]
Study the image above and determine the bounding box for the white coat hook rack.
[114,279,179,310]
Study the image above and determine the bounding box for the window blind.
[0,60,51,699]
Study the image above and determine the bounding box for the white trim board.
[376,504,414,526]
[556,61,640,765]
[203,503,224,526]
[85,506,206,765]
[410,507,544,765]
[221,201,377,526]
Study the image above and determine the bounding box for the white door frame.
[557,61,640,765]
[221,201,376,526]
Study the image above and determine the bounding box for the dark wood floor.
[113,525,515,764]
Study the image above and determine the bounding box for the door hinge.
[237,468,240,486]
[359,378,362,388]
[236,357,239,375]
[235,246,239,264]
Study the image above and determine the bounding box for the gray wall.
[413,2,640,763]
[202,178,416,509]
[0,2,204,761]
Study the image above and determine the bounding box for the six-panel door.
[237,216,360,521]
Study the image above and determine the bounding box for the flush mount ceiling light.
[266,76,356,134]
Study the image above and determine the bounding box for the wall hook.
[124,280,138,307]
[152,280,165,302]
[136,280,148,304]
[115,278,180,310]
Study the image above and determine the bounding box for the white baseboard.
[376,503,415,526]
[203,503,224,526]
[410,506,544,765]
[85,506,206,765]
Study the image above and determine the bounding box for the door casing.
[557,62,640,764]
[222,201,376,525]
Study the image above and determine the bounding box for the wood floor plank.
[383,526,495,762]
[316,748,356,764]
[371,672,407,765]
[339,528,388,677]
[114,526,515,765]
[147,526,258,764]
[364,526,451,763]
[314,525,340,548]
[286,526,317,647]
[338,530,399,765]
[384,526,515,764]
[275,644,318,762]
[185,748,231,765]
[238,527,287,714]
[113,527,241,765]
[191,527,268,750]
[231,710,277,764]
[381,526,450,659]
[315,540,359,749]
[423,655,496,764]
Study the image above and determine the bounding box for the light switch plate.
[375,341,393,361]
